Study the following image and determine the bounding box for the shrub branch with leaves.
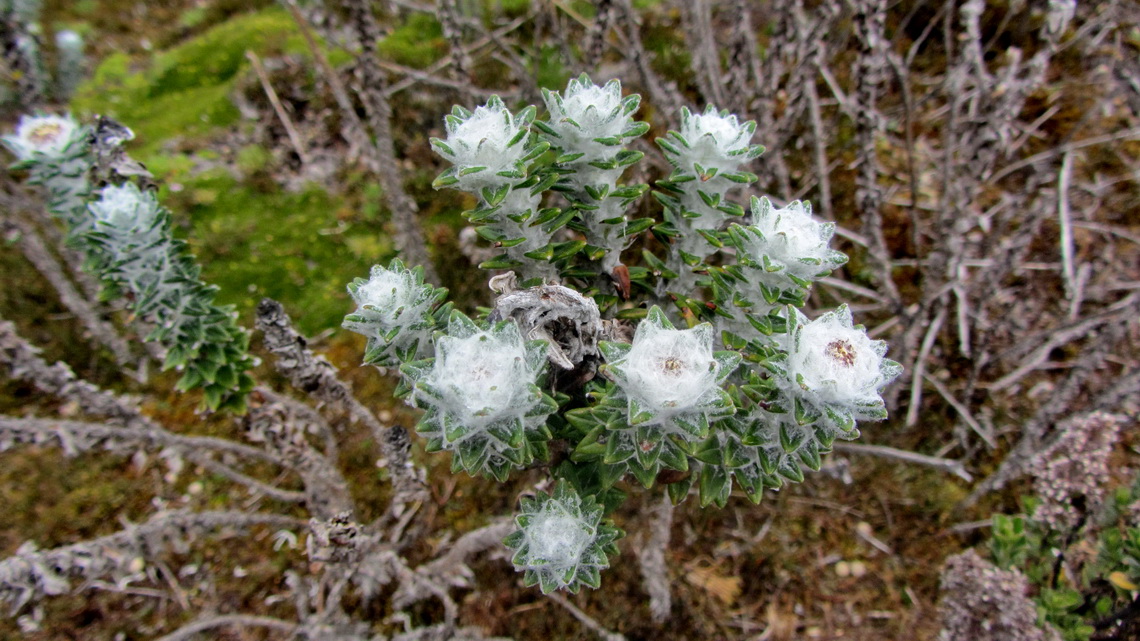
[344,74,902,590]
[3,115,254,410]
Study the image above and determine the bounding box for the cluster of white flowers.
[1031,412,1122,530]
[536,75,649,273]
[731,197,849,301]
[672,107,758,176]
[4,114,253,410]
[428,331,538,429]
[53,30,85,102]
[779,305,900,428]
[540,76,636,169]
[431,98,532,193]
[655,105,765,294]
[89,183,168,287]
[90,182,154,227]
[2,113,94,236]
[352,77,904,591]
[431,96,556,280]
[86,182,254,409]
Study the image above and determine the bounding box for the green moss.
[378,13,446,69]
[235,144,273,174]
[146,9,302,97]
[535,44,570,93]
[178,5,209,29]
[80,51,148,100]
[70,7,308,155]
[488,0,529,16]
[127,84,242,153]
[144,152,197,180]
[162,174,396,335]
[0,450,156,550]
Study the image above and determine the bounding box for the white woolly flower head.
[661,104,763,176]
[431,95,535,191]
[601,307,739,440]
[343,259,442,366]
[3,114,81,160]
[504,480,622,594]
[538,75,646,164]
[526,508,592,568]
[350,262,433,328]
[90,182,159,230]
[780,305,901,422]
[732,196,848,289]
[401,311,556,480]
[55,29,83,49]
[426,315,542,429]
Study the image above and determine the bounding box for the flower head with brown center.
[600,306,739,440]
[3,114,81,160]
[780,305,902,425]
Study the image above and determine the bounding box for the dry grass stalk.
[340,0,438,282]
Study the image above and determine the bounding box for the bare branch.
[436,0,473,80]
[636,492,673,623]
[246,50,311,166]
[254,299,427,514]
[547,591,627,641]
[990,294,1138,391]
[0,415,306,503]
[282,0,379,172]
[924,373,994,449]
[393,519,513,609]
[906,306,945,428]
[0,193,136,368]
[851,0,902,311]
[834,442,973,482]
[340,0,438,281]
[0,511,302,613]
[0,319,288,466]
[245,391,357,519]
[680,0,725,107]
[1057,152,1080,317]
[610,0,683,124]
[156,614,298,641]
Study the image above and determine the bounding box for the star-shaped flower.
[777,305,902,429]
[431,96,539,192]
[503,480,623,594]
[601,306,740,441]
[343,259,445,366]
[401,312,557,480]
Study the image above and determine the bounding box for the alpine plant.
[503,480,622,594]
[2,75,903,599]
[340,75,902,594]
[87,183,254,411]
[6,78,898,593]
